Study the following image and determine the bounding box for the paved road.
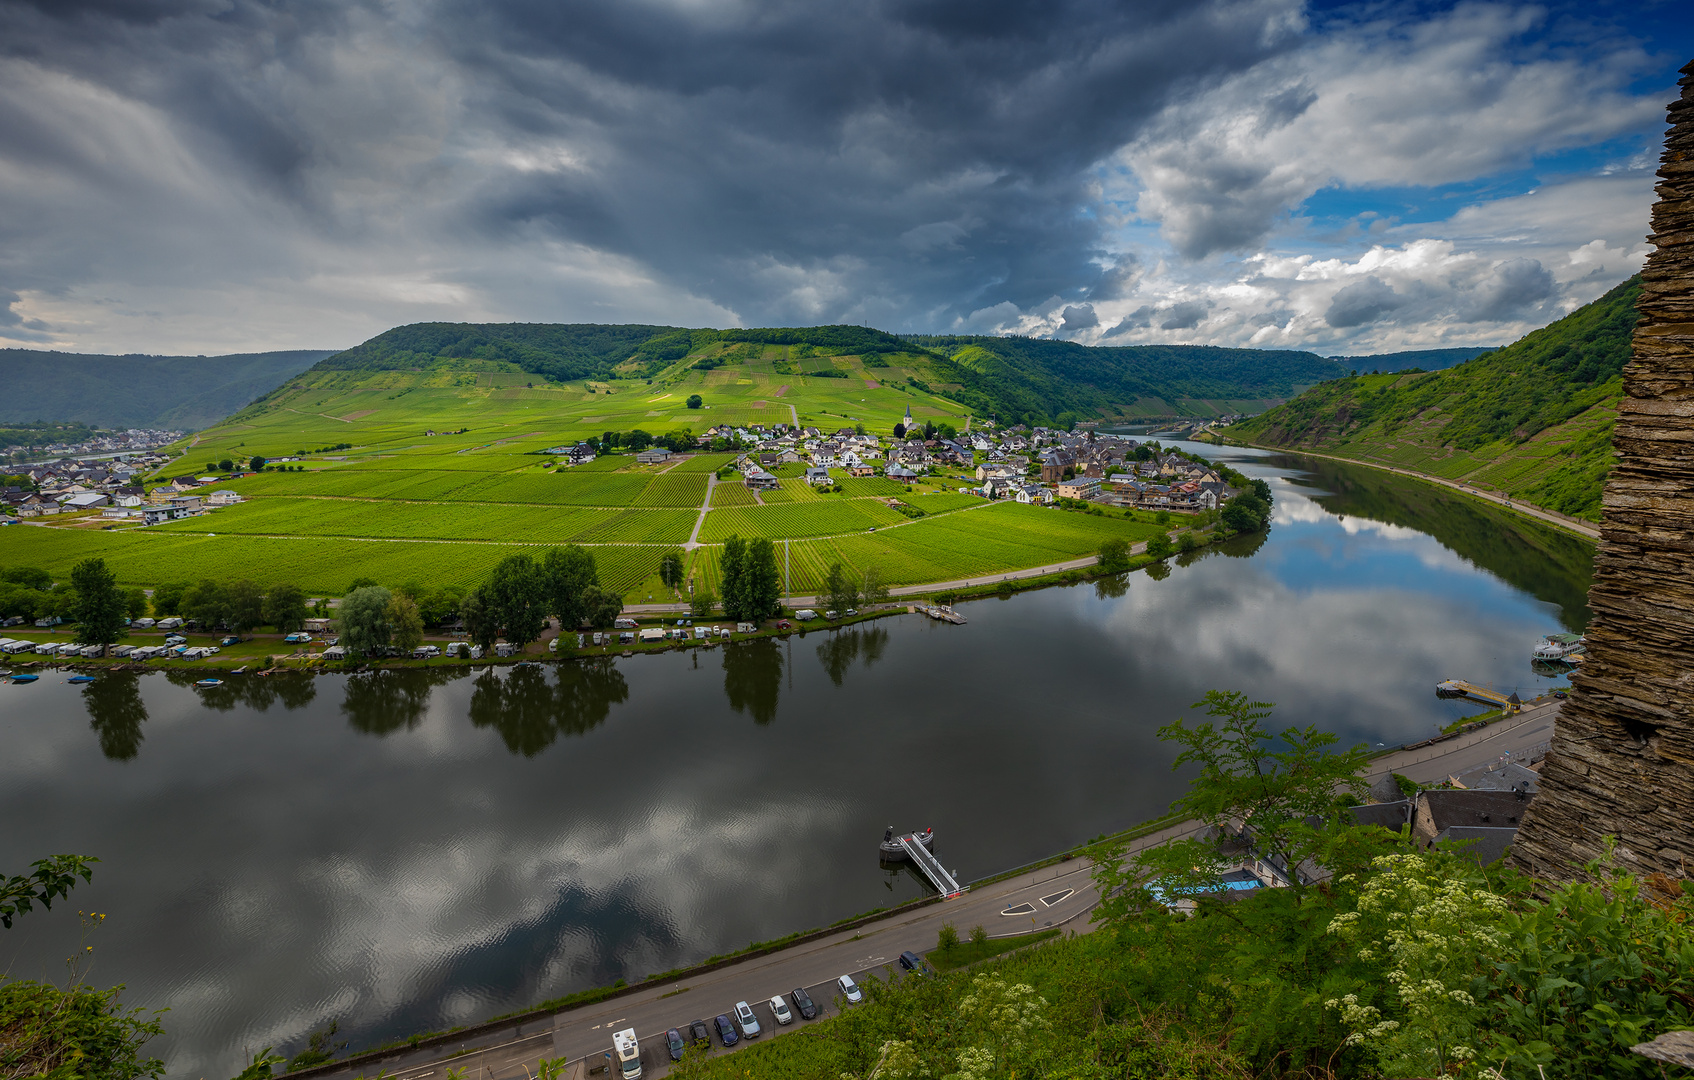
[312,702,1563,1080]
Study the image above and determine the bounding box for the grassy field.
[12,350,1166,600]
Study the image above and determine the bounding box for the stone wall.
[1513,60,1694,881]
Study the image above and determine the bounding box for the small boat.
[9,673,40,684]
[194,678,223,688]
[879,826,935,861]
[1532,633,1586,662]
[66,675,96,684]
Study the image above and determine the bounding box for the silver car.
[837,974,863,1004]
[734,1000,761,1038]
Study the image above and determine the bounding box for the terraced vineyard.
[696,499,907,542]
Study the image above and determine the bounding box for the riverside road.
[310,700,1564,1080]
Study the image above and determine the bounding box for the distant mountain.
[1226,277,1640,523]
[285,321,1349,425]
[0,349,336,431]
[1327,347,1494,373]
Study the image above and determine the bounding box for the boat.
[9,673,39,684]
[1532,633,1587,662]
[66,675,96,684]
[194,678,224,688]
[879,826,935,861]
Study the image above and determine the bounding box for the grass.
[929,928,1062,971]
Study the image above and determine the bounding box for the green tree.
[743,538,781,620]
[182,579,229,630]
[1177,531,1200,554]
[657,549,686,594]
[861,566,890,606]
[388,593,424,655]
[460,587,498,652]
[686,394,703,409]
[580,585,623,629]
[249,455,267,472]
[1145,532,1173,559]
[689,590,716,618]
[625,429,653,451]
[347,577,379,591]
[337,586,393,659]
[262,583,308,634]
[1097,538,1131,574]
[151,581,188,617]
[69,559,128,646]
[542,545,599,629]
[1114,691,1369,901]
[487,554,546,647]
[2,854,97,929]
[205,461,217,473]
[124,588,148,621]
[823,561,858,615]
[218,458,234,472]
[225,579,264,635]
[719,535,748,620]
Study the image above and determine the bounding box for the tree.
[861,566,890,605]
[388,593,424,655]
[263,583,308,633]
[1097,538,1131,574]
[1177,531,1200,554]
[689,590,716,618]
[205,461,218,473]
[686,394,703,409]
[69,559,128,646]
[218,458,234,472]
[893,422,906,439]
[737,538,781,620]
[124,588,148,621]
[1145,532,1173,559]
[2,854,97,929]
[823,561,858,614]
[460,587,498,652]
[347,577,379,591]
[225,579,264,635]
[338,586,393,659]
[580,585,623,629]
[1223,494,1271,533]
[937,422,957,441]
[151,581,188,617]
[182,579,229,630]
[1117,691,1369,900]
[487,553,547,647]
[657,549,685,594]
[625,429,653,451]
[249,455,267,472]
[542,545,599,629]
[720,535,748,620]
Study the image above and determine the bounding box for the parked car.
[689,1019,711,1048]
[666,1028,685,1062]
[791,986,818,1020]
[838,974,863,1003]
[220,636,241,646]
[899,950,926,973]
[713,1014,738,1046]
[734,1000,761,1038]
[824,610,839,619]
[768,995,793,1025]
[845,608,858,617]
[1553,689,1569,699]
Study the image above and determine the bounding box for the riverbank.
[1205,434,1600,541]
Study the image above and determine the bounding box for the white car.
[837,974,863,1004]
[768,995,793,1025]
[733,1000,761,1038]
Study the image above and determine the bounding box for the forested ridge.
[1227,276,1641,521]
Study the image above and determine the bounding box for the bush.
[937,922,959,953]
[0,977,166,1080]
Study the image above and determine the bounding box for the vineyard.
[696,499,907,542]
[631,472,709,507]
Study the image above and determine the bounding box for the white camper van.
[612,1028,641,1079]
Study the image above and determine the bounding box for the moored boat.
[1531,633,1586,662]
[9,673,40,684]
[194,678,223,688]
[66,675,96,684]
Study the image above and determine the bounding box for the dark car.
[666,1028,685,1062]
[1553,689,1569,699]
[899,950,925,972]
[791,987,818,1020]
[714,1014,739,1046]
[689,1020,711,1048]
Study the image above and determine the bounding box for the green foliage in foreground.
[0,977,166,1080]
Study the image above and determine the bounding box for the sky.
[0,0,1688,357]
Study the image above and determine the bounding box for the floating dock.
[1436,679,1522,713]
[887,830,966,899]
[910,604,967,624]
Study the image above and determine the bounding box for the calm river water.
[0,444,1594,1077]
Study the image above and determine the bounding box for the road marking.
[1039,889,1074,907]
[854,955,885,966]
[1001,903,1036,916]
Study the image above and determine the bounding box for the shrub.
[937,922,959,953]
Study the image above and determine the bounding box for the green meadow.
[14,343,1165,601]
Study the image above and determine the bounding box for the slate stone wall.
[1513,60,1694,880]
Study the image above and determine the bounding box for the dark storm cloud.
[1461,257,1555,322]
[1324,275,1405,329]
[1158,299,1210,330]
[0,0,1300,337]
[1060,303,1098,333]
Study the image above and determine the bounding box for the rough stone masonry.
[1513,59,1694,880]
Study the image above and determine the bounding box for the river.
[0,443,1594,1077]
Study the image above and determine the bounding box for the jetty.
[910,604,967,624]
[880,827,966,899]
[1436,679,1522,713]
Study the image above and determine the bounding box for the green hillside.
[1225,276,1640,522]
[272,322,1345,426]
[1328,346,1493,372]
[0,348,335,430]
